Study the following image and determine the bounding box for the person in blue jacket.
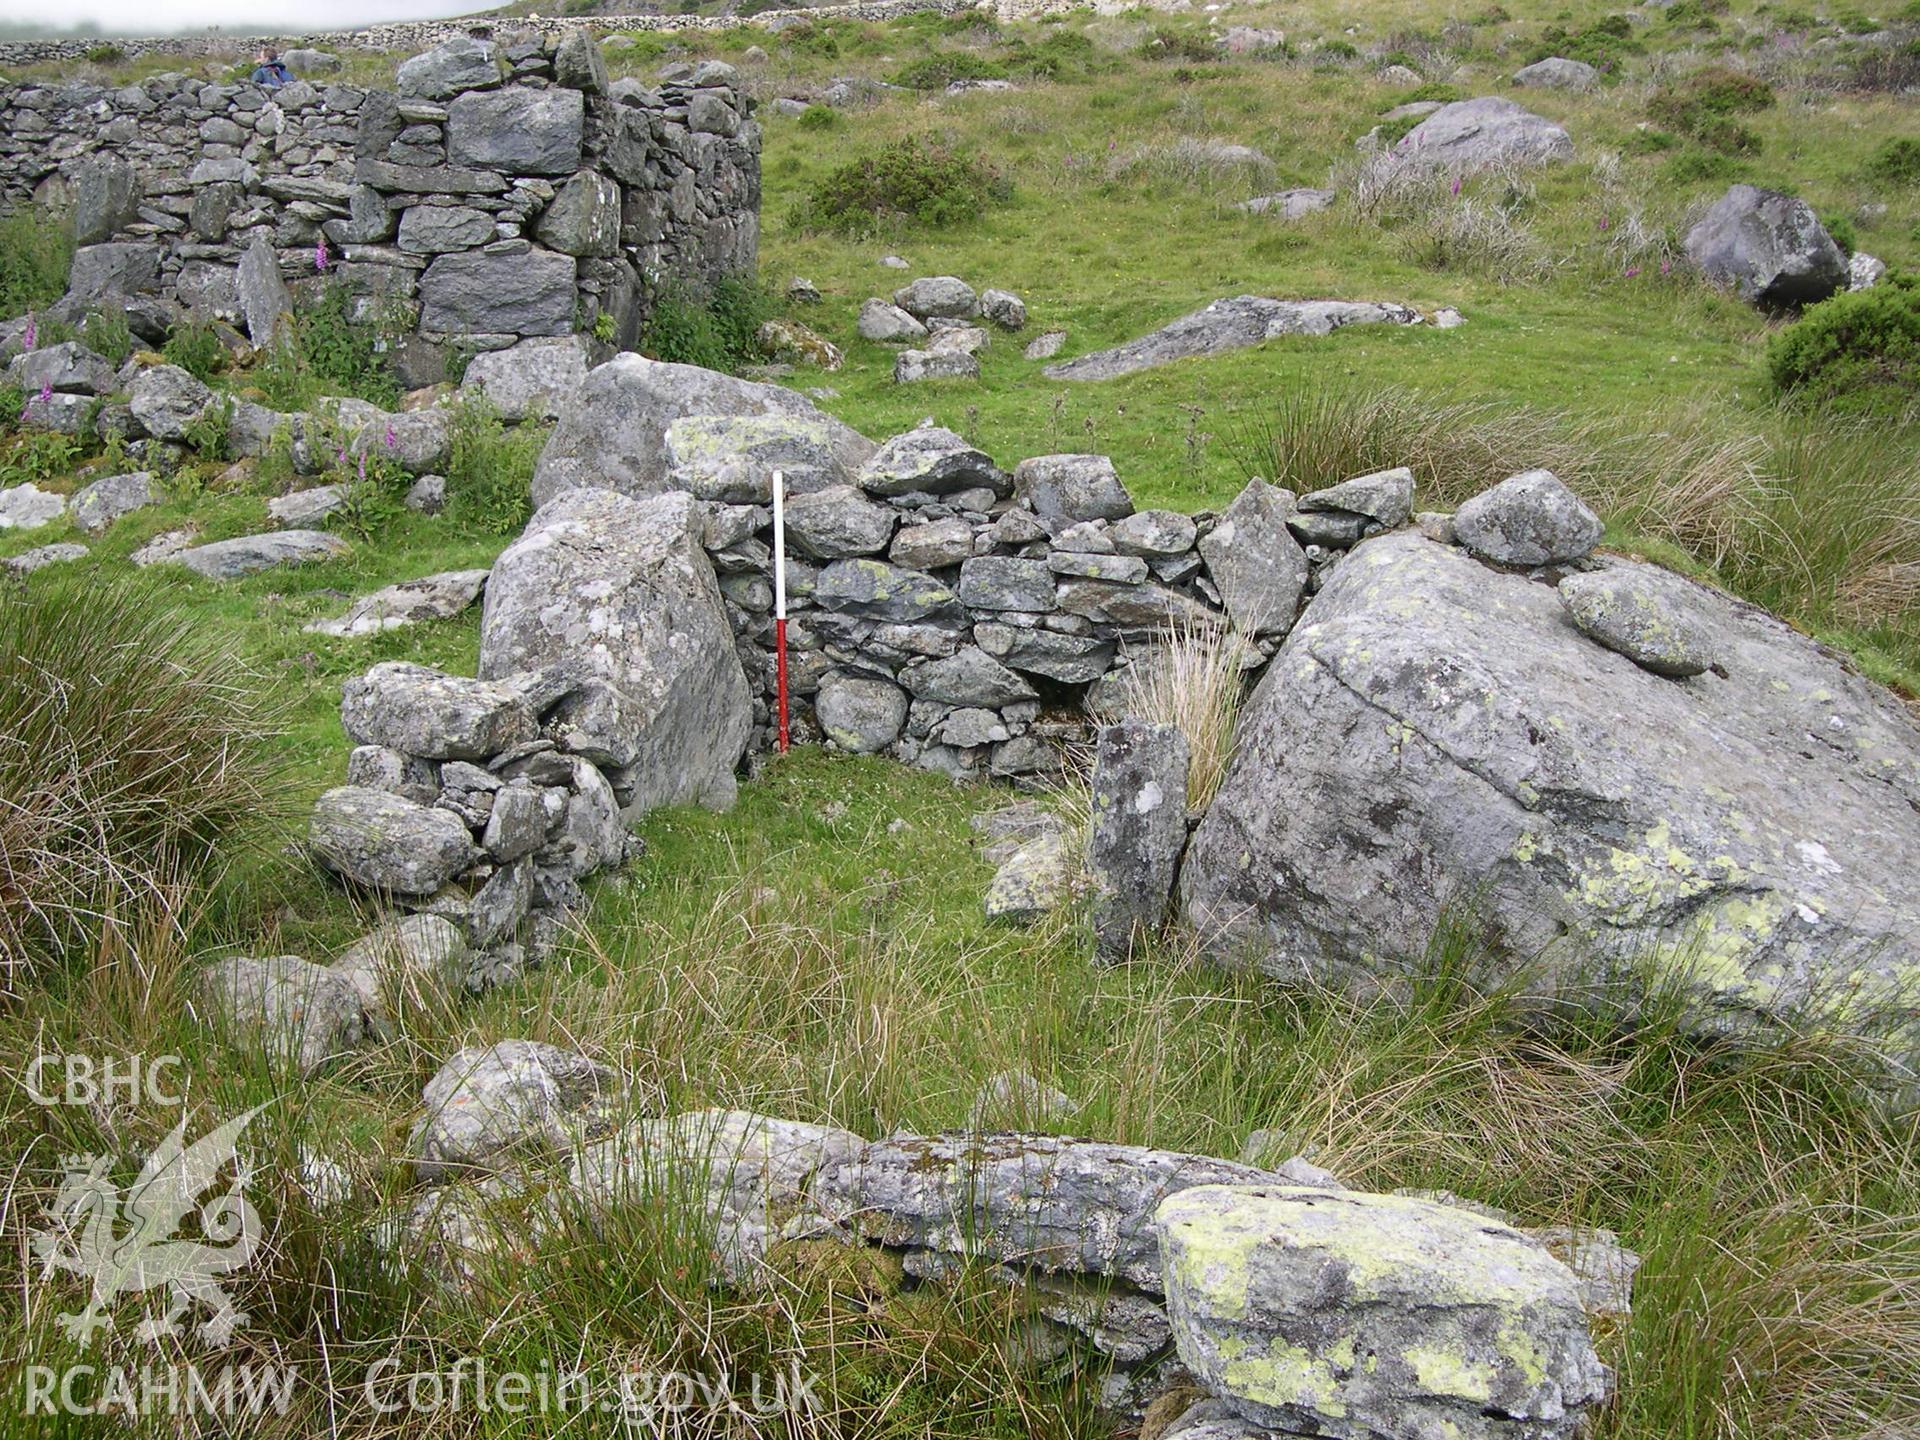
[251,47,290,87]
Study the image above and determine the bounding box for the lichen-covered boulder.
[665,412,854,502]
[310,785,480,895]
[127,363,214,441]
[1559,566,1715,678]
[69,471,155,533]
[171,529,348,579]
[859,426,1009,498]
[532,354,874,510]
[478,488,749,813]
[1157,1184,1609,1440]
[1182,531,1920,1071]
[462,336,593,422]
[1014,453,1134,522]
[1198,478,1307,638]
[396,36,500,100]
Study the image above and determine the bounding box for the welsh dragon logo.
[31,1106,265,1347]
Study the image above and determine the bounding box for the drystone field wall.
[0,35,759,378]
[0,0,971,68]
[680,420,1414,780]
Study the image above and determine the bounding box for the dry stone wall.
[0,34,758,378]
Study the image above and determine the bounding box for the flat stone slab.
[1045,296,1419,381]
[170,530,348,579]
[306,569,489,638]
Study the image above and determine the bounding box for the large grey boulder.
[310,785,480,895]
[65,242,160,302]
[171,530,348,579]
[412,1040,619,1181]
[1157,1184,1609,1440]
[1394,96,1574,173]
[199,955,367,1077]
[462,336,592,422]
[66,154,140,246]
[478,488,750,812]
[446,86,584,174]
[532,354,874,510]
[570,1109,866,1279]
[1182,531,1920,1067]
[1044,296,1419,382]
[69,471,155,533]
[1199,479,1308,638]
[236,236,293,348]
[1089,722,1191,962]
[9,341,115,396]
[341,661,537,761]
[857,298,928,342]
[397,36,500,101]
[812,1132,1283,1290]
[1452,469,1602,566]
[1683,184,1847,310]
[419,248,576,337]
[127,364,214,441]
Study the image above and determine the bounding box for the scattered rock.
[1236,188,1336,219]
[1512,56,1600,89]
[1394,96,1575,173]
[2,541,87,573]
[170,529,348,579]
[984,831,1076,923]
[68,471,156,534]
[860,426,1008,498]
[1023,330,1068,360]
[1452,469,1603,566]
[127,364,215,441]
[758,318,843,370]
[1850,252,1886,291]
[892,275,979,320]
[310,785,481,895]
[306,568,490,638]
[331,914,469,1035]
[1298,466,1414,529]
[199,954,367,1076]
[8,340,115,396]
[981,288,1027,330]
[894,348,980,383]
[411,1039,619,1181]
[1088,721,1191,961]
[857,298,929,343]
[267,485,347,527]
[1559,566,1715,677]
[1044,296,1418,382]
[815,670,910,753]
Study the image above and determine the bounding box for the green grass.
[2,1,1920,1434]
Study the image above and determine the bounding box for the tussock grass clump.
[1238,385,1920,677]
[1096,619,1247,809]
[1397,195,1551,282]
[0,572,293,983]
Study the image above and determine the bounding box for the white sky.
[0,0,489,35]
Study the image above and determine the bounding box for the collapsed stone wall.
[0,34,758,382]
[0,0,971,68]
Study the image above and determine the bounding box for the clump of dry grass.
[1397,194,1553,282]
[1093,618,1248,810]
[1235,384,1920,678]
[0,571,293,987]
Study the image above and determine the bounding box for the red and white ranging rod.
[772,466,790,753]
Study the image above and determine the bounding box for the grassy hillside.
[2,2,1919,1436]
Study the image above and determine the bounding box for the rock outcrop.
[1684,183,1848,310]
[1044,296,1422,382]
[1181,530,1920,1070]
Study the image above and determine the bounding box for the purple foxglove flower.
[383,423,397,449]
[22,315,35,351]
[1450,175,1461,196]
[37,383,51,405]
[315,238,330,273]
[1598,215,1610,231]
[1660,257,1673,276]
[1624,266,1641,278]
